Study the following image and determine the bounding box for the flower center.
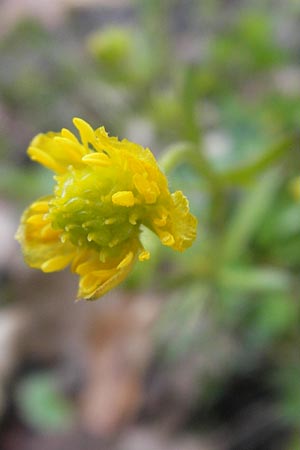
[48,167,138,251]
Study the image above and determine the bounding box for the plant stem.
[219,134,298,185]
[159,142,219,186]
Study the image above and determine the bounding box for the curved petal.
[15,197,76,271]
[28,131,87,174]
[72,239,141,300]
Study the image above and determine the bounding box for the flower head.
[16,118,197,300]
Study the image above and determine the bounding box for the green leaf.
[16,372,74,432]
[219,265,291,293]
[219,135,296,185]
[221,170,281,263]
[250,294,298,343]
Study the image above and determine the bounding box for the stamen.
[139,250,150,261]
[161,232,175,246]
[104,217,117,225]
[112,191,135,207]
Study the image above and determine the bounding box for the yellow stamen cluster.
[16,118,197,300]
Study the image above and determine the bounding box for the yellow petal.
[26,213,47,226]
[73,117,96,146]
[29,131,86,173]
[53,137,84,162]
[41,254,74,272]
[112,191,135,207]
[74,242,140,300]
[16,197,75,271]
[82,152,111,167]
[28,147,64,173]
[30,200,50,213]
[133,173,159,204]
[117,251,133,269]
[61,128,79,143]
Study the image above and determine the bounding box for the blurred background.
[1,0,300,449]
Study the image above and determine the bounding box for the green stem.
[159,142,219,186]
[219,134,298,185]
[180,66,202,144]
[218,265,291,293]
[160,134,298,187]
[160,142,225,229]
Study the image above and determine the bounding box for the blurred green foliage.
[1,0,300,442]
[16,372,74,432]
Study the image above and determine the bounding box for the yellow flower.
[16,118,197,300]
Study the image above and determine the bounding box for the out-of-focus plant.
[16,372,74,432]
[87,26,161,87]
[104,1,300,436]
[1,0,300,441]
